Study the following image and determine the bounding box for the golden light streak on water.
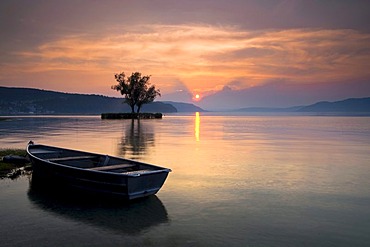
[195,112,200,141]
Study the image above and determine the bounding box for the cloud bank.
[2,24,370,99]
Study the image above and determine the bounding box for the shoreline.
[0,149,32,179]
[101,112,163,119]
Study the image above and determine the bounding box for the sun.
[193,93,201,101]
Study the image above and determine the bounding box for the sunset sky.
[1,0,370,108]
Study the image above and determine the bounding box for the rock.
[2,155,29,164]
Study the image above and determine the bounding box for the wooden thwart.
[48,155,96,162]
[88,163,135,171]
[121,169,156,175]
[31,149,59,154]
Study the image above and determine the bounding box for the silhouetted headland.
[0,87,204,115]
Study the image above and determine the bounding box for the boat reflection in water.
[28,176,169,235]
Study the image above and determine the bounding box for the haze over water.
[1,114,370,246]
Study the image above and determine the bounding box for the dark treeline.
[0,87,177,115]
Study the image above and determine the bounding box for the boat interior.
[29,145,159,174]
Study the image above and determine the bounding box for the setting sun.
[193,94,201,101]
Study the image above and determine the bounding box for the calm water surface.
[1,114,370,246]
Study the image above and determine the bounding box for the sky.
[1,0,370,109]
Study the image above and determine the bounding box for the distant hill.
[198,80,370,111]
[297,97,370,113]
[0,87,203,115]
[236,97,370,115]
[236,106,302,112]
[162,101,206,112]
[2,86,367,115]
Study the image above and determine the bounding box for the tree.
[111,72,134,113]
[111,71,161,113]
[137,84,161,113]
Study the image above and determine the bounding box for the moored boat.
[27,142,171,200]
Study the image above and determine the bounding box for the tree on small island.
[111,71,161,114]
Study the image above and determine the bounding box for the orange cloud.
[3,25,370,95]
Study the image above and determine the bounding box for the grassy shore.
[0,149,31,178]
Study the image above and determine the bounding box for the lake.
[1,114,370,247]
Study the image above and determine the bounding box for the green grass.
[0,149,29,176]
[0,149,27,157]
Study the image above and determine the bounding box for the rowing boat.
[27,142,171,200]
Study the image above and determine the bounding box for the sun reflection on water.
[195,112,200,141]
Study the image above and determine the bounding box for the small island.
[103,70,162,119]
[101,112,162,119]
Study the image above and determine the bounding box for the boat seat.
[121,169,155,175]
[30,149,59,154]
[88,163,136,171]
[48,156,96,162]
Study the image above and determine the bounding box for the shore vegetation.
[0,149,32,178]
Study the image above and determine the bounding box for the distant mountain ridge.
[162,101,206,112]
[197,80,370,110]
[1,86,369,115]
[0,87,204,115]
[298,97,370,113]
[237,97,370,115]
[236,106,302,112]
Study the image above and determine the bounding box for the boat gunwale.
[27,143,171,177]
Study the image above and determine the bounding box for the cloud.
[198,79,370,110]
[207,28,370,82]
[2,24,370,96]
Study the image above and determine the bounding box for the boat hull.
[27,144,170,200]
